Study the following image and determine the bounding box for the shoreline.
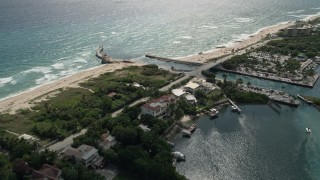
[1,14,320,114]
[0,62,143,114]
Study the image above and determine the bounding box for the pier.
[297,94,313,104]
[145,54,204,66]
[96,45,112,64]
[227,98,242,113]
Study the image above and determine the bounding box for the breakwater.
[145,54,203,66]
[96,46,112,64]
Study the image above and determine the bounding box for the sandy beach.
[176,14,320,63]
[0,62,142,114]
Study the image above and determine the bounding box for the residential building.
[63,144,103,169]
[98,132,116,150]
[141,95,175,117]
[184,82,200,93]
[185,94,197,104]
[32,164,62,180]
[171,89,186,98]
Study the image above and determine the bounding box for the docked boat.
[231,105,237,112]
[188,123,197,133]
[181,130,192,138]
[306,127,312,134]
[209,108,219,118]
[172,151,186,161]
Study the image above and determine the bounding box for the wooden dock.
[227,98,242,113]
[145,54,204,66]
[297,94,313,104]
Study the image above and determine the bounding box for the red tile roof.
[141,95,174,111]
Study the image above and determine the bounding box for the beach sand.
[178,21,295,63]
[0,62,143,114]
[176,15,320,64]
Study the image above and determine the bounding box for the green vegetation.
[0,65,177,140]
[221,54,259,70]
[201,69,216,83]
[304,96,320,106]
[72,106,185,180]
[259,31,320,58]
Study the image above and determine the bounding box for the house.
[32,164,62,180]
[185,94,197,104]
[141,95,175,117]
[98,132,117,150]
[184,82,200,93]
[171,89,186,98]
[63,144,103,169]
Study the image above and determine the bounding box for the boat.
[188,123,197,133]
[231,105,237,112]
[209,108,219,118]
[181,130,192,138]
[172,151,186,161]
[306,127,312,134]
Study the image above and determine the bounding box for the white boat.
[172,151,186,161]
[181,130,192,137]
[231,105,237,111]
[210,108,219,113]
[306,127,312,134]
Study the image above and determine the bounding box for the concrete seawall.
[214,65,319,88]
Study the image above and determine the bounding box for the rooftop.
[171,89,186,97]
[184,82,200,90]
[32,164,61,180]
[142,95,174,111]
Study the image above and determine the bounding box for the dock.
[145,54,204,66]
[227,98,242,113]
[96,45,112,64]
[297,94,313,104]
[239,85,300,107]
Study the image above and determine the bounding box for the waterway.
[174,69,320,179]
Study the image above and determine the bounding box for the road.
[111,97,150,117]
[160,41,267,91]
[46,129,87,152]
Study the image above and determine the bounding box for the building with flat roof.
[63,144,103,169]
[171,89,186,98]
[184,82,200,92]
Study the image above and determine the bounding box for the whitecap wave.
[0,77,14,87]
[111,31,118,35]
[179,36,193,39]
[21,67,52,74]
[51,63,65,70]
[287,10,305,14]
[35,74,58,85]
[234,17,254,23]
[73,58,88,64]
[201,25,218,29]
[173,41,182,44]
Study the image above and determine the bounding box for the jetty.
[297,94,313,104]
[96,45,112,64]
[145,54,204,66]
[227,98,242,113]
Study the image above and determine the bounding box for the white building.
[185,94,197,104]
[141,95,175,117]
[171,89,186,98]
[184,82,200,93]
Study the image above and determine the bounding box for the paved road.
[111,97,150,117]
[159,41,267,91]
[47,129,87,152]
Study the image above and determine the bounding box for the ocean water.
[1,0,320,179]
[1,0,320,99]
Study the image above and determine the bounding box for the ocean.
[1,0,320,179]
